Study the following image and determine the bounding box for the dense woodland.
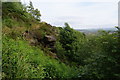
[2,1,120,79]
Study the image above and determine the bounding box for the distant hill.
[75,28,117,34]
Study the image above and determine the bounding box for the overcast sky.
[21,0,119,29]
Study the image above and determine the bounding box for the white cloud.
[22,0,119,3]
[21,0,119,29]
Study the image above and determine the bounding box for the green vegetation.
[2,36,79,78]
[2,2,41,28]
[2,1,120,79]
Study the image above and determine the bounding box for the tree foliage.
[27,1,41,21]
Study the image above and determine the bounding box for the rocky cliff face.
[22,29,57,51]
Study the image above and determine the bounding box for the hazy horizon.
[21,0,119,29]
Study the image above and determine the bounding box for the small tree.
[27,1,41,21]
[59,23,86,64]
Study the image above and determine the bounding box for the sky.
[21,0,119,29]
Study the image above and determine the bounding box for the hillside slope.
[2,1,120,79]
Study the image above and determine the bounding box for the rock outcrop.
[22,30,57,52]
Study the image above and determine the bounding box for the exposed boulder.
[22,30,39,46]
[45,35,56,42]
